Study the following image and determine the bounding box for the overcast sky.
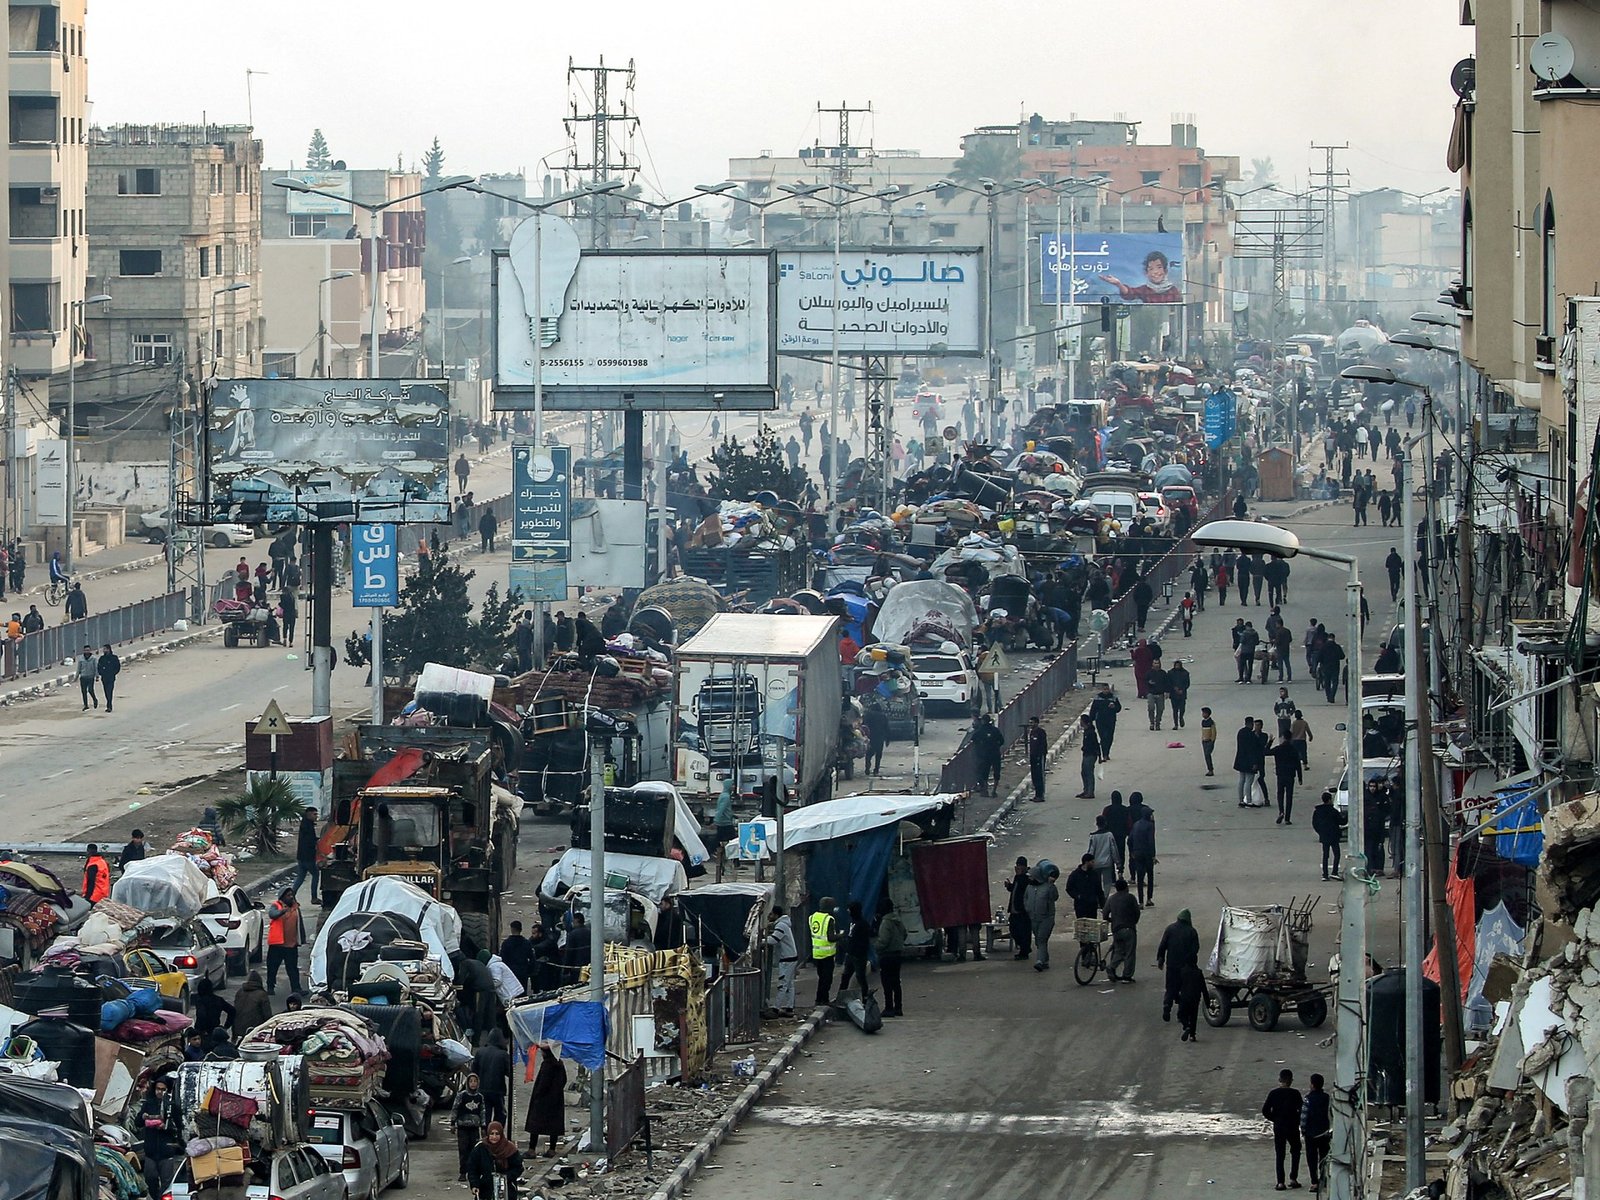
[92,1,1470,200]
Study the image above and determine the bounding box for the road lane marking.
[748,1102,1261,1139]
[170,722,190,731]
[220,703,241,711]
[42,768,74,779]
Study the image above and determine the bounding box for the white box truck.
[674,614,842,813]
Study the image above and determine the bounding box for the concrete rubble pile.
[1437,792,1600,1200]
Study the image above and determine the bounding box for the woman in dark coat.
[136,1077,178,1195]
[524,1049,568,1156]
[465,1121,524,1200]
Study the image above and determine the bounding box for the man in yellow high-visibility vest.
[808,896,841,1007]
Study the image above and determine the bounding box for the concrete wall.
[260,237,362,378]
[75,459,169,511]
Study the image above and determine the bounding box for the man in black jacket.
[1313,791,1345,880]
[1003,857,1032,959]
[1064,855,1105,921]
[1385,547,1404,601]
[1027,717,1049,801]
[1156,909,1201,1021]
[1234,717,1260,807]
[1261,1068,1305,1189]
[97,644,121,712]
[1089,684,1121,763]
[290,808,319,902]
[973,715,1004,796]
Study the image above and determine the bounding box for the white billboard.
[35,438,66,526]
[281,170,353,215]
[775,248,984,357]
[494,246,776,406]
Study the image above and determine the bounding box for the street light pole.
[1193,519,1366,1200]
[317,271,355,379]
[273,174,475,722]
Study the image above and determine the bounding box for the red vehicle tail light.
[341,1147,361,1169]
[173,955,197,969]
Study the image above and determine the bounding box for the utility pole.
[565,57,639,249]
[1309,143,1350,308]
[813,101,871,529]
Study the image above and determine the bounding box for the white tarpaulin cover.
[539,848,688,904]
[873,581,978,647]
[776,794,957,851]
[109,854,211,919]
[626,781,711,867]
[309,877,462,988]
[1208,905,1286,982]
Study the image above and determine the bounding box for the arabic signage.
[204,379,451,525]
[773,248,983,356]
[35,438,66,526]
[512,443,571,563]
[352,524,399,607]
[493,246,777,408]
[1040,232,1184,305]
[1204,389,1238,449]
[281,170,352,216]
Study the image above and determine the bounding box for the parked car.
[144,918,228,995]
[307,1103,410,1200]
[1334,756,1401,814]
[140,507,255,548]
[910,647,980,714]
[165,1142,349,1200]
[1136,492,1171,526]
[198,886,268,976]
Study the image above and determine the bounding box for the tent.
[674,882,772,957]
[873,581,978,648]
[317,910,425,993]
[539,848,688,905]
[776,794,958,851]
[309,878,462,988]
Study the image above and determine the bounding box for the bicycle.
[44,577,68,607]
[1073,917,1110,986]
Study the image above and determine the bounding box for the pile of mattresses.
[238,1007,389,1109]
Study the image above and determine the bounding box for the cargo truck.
[674,613,841,814]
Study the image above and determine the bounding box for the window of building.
[199,245,210,277]
[263,351,297,378]
[10,95,57,144]
[289,214,329,238]
[210,163,223,194]
[235,165,246,194]
[1461,190,1474,309]
[1178,163,1203,190]
[930,221,957,239]
[119,249,162,276]
[1540,191,1556,343]
[212,246,223,275]
[9,282,54,333]
[213,328,223,359]
[116,168,160,196]
[1140,169,1164,186]
[131,333,174,364]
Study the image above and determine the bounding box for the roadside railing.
[3,589,195,679]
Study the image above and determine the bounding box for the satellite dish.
[1450,57,1476,98]
[1530,32,1575,82]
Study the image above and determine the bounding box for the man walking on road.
[1156,908,1201,1022]
[290,807,320,903]
[1090,683,1121,761]
[1024,862,1059,972]
[1105,878,1141,983]
[1302,1073,1332,1191]
[1027,716,1048,801]
[1233,717,1259,806]
[1004,857,1032,960]
[1076,714,1101,799]
[1128,805,1157,906]
[973,714,1004,796]
[97,644,120,713]
[1386,547,1404,602]
[65,582,88,621]
[1200,706,1217,775]
[1313,791,1345,880]
[1262,1068,1305,1190]
[455,453,471,494]
[1168,659,1191,728]
[1316,633,1346,703]
[266,889,304,995]
[1145,659,1171,730]
[76,645,98,710]
[1087,817,1118,903]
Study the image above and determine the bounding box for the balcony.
[9,52,64,97]
[9,96,58,148]
[9,186,59,241]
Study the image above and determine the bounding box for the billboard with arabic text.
[775,248,983,356]
[1040,232,1184,305]
[203,379,451,525]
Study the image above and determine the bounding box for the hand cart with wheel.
[1202,896,1330,1032]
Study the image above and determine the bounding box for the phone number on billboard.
[541,358,651,368]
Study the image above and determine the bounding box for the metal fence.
[725,968,764,1045]
[936,488,1237,795]
[605,1055,649,1160]
[5,589,195,679]
[705,973,728,1057]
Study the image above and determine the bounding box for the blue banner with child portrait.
[1040,232,1184,305]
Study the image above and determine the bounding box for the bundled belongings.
[174,1057,307,1155]
[0,884,60,969]
[167,831,238,892]
[308,877,461,991]
[236,1008,388,1110]
[110,857,211,920]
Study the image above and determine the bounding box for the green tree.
[422,136,445,183]
[216,776,304,855]
[1250,157,1277,188]
[705,429,803,503]
[945,137,1023,210]
[306,129,332,170]
[343,545,521,681]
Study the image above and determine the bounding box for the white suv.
[911,648,980,714]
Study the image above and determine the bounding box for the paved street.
[690,504,1402,1200]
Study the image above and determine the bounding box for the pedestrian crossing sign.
[254,699,291,737]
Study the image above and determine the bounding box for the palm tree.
[944,138,1024,211]
[1250,157,1277,188]
[216,776,305,855]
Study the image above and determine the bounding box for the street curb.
[0,623,224,707]
[645,1007,829,1200]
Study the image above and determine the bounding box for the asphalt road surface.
[688,505,1403,1200]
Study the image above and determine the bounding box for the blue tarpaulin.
[507,1000,610,1071]
[1490,784,1545,869]
[805,824,899,919]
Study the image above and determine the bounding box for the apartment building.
[260,167,427,377]
[77,123,262,470]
